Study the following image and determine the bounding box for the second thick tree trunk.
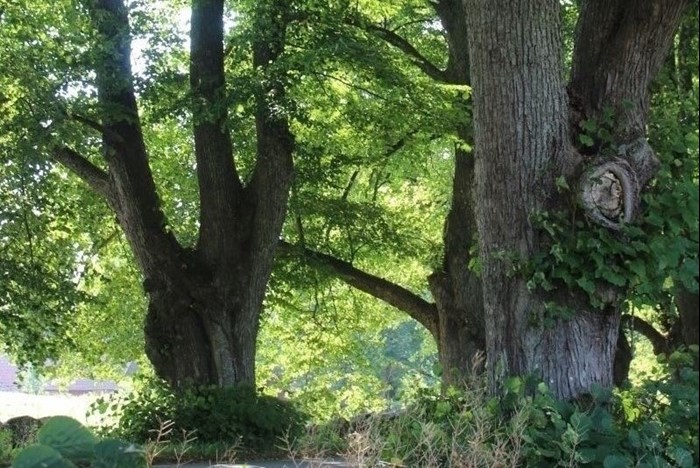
[463,0,620,399]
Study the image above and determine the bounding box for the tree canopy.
[0,0,697,412]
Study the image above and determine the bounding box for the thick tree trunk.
[428,144,485,384]
[427,0,485,386]
[59,0,295,391]
[429,271,484,383]
[464,0,618,399]
[461,0,685,399]
[143,270,260,388]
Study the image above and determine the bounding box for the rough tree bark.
[53,0,294,389]
[463,0,686,399]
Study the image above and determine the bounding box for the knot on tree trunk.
[580,157,638,230]
[578,138,659,230]
[617,137,660,187]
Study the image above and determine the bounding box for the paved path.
[155,458,352,467]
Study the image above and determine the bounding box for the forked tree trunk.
[462,0,686,399]
[52,0,294,390]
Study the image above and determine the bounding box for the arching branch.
[51,147,111,200]
[277,240,439,337]
[621,314,669,355]
[346,16,450,84]
[363,23,449,83]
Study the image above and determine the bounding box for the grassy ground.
[0,391,103,425]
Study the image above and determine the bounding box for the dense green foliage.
[91,378,307,454]
[12,416,146,468]
[299,349,698,467]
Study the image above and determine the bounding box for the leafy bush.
[0,425,15,465]
[92,377,309,453]
[11,416,146,468]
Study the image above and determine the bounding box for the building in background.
[0,355,117,395]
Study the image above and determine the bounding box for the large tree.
[465,0,687,398]
[281,0,695,399]
[1,0,295,389]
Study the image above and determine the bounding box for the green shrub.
[512,350,698,467]
[93,377,309,453]
[0,425,15,465]
[11,416,146,468]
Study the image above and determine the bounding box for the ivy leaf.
[601,269,627,287]
[580,118,597,133]
[579,133,595,147]
[576,276,595,295]
[555,175,570,192]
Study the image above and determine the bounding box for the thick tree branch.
[190,0,242,262]
[245,2,295,283]
[90,0,182,274]
[621,314,669,355]
[51,147,111,199]
[363,23,449,83]
[278,240,439,337]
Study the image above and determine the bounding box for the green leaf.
[12,444,76,468]
[576,276,595,295]
[555,176,570,191]
[601,269,627,287]
[581,118,597,133]
[603,454,631,468]
[37,416,97,464]
[579,133,595,147]
[504,376,522,394]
